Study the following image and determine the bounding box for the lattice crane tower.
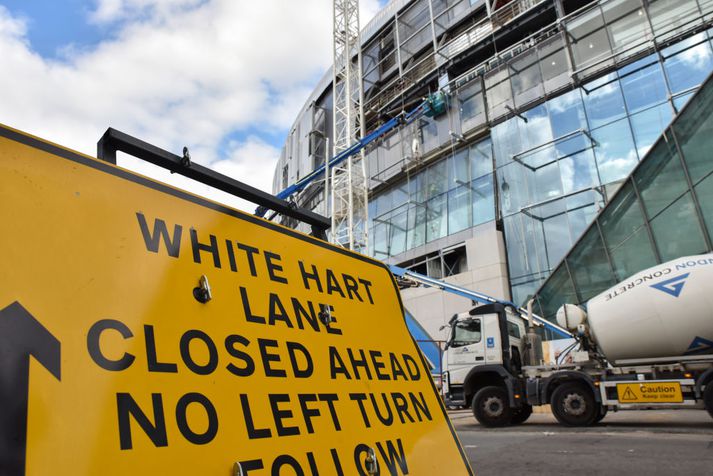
[331,0,368,253]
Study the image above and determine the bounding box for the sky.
[0,0,384,211]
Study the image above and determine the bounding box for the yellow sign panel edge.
[0,122,473,475]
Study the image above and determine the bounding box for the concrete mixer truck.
[441,253,713,427]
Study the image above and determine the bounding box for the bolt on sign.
[0,124,472,476]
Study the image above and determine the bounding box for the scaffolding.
[331,0,368,252]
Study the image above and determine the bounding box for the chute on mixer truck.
[441,254,713,427]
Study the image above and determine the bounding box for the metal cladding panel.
[0,124,472,476]
[587,253,713,361]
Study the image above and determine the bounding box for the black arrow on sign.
[0,302,61,476]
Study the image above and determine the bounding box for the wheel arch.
[463,365,518,407]
[695,367,713,397]
[541,371,601,404]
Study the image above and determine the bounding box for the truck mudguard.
[463,365,522,407]
[538,371,601,404]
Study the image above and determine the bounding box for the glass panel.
[603,0,651,58]
[538,34,569,93]
[510,49,543,107]
[629,103,673,157]
[583,73,627,129]
[448,148,470,187]
[504,213,548,284]
[634,133,687,218]
[407,204,426,249]
[408,172,425,203]
[559,150,598,194]
[567,8,613,71]
[620,62,667,114]
[694,172,713,239]
[598,182,656,280]
[458,79,485,124]
[556,133,590,159]
[504,215,528,280]
[567,203,598,242]
[498,162,529,216]
[609,225,657,281]
[599,182,645,250]
[472,175,495,225]
[452,319,482,347]
[426,194,447,242]
[491,115,524,167]
[485,65,513,118]
[448,185,471,234]
[673,79,713,183]
[471,137,493,179]
[647,0,700,42]
[674,91,695,112]
[548,89,586,138]
[651,193,708,260]
[426,160,448,198]
[534,161,563,203]
[537,263,578,321]
[566,226,617,301]
[592,117,638,184]
[373,221,389,259]
[543,212,572,269]
[390,207,408,256]
[663,38,713,94]
[522,104,553,150]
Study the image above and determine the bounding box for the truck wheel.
[704,383,713,419]
[551,382,597,427]
[594,405,608,424]
[472,386,512,427]
[510,404,532,425]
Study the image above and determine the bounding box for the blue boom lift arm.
[255,92,447,218]
[389,264,572,338]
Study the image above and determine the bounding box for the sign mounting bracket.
[97,127,329,239]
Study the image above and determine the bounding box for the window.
[458,80,485,125]
[663,35,713,94]
[651,193,708,261]
[620,62,667,114]
[592,117,638,184]
[507,321,521,340]
[281,165,289,189]
[451,319,481,347]
[583,74,626,129]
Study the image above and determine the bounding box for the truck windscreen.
[452,319,481,347]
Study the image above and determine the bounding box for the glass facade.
[369,137,495,260]
[277,0,713,328]
[533,70,713,324]
[499,36,713,305]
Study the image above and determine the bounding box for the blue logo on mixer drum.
[650,272,690,297]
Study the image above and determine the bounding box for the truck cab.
[442,303,531,426]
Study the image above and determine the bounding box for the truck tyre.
[472,386,512,427]
[510,404,532,424]
[593,405,608,424]
[704,382,713,419]
[550,382,597,427]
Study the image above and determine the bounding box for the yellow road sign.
[0,124,472,475]
[616,382,683,404]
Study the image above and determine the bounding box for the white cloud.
[0,0,383,211]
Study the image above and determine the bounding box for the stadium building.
[273,0,713,340]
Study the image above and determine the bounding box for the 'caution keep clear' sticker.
[616,382,684,404]
[0,124,472,476]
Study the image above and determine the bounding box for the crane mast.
[331,0,368,253]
